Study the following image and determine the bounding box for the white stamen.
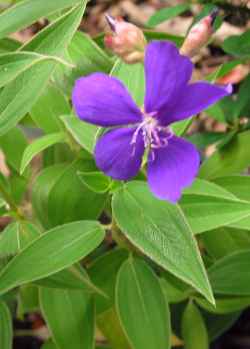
[130,112,173,159]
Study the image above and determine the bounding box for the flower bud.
[104,14,146,64]
[180,9,219,58]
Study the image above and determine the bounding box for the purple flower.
[72,41,231,203]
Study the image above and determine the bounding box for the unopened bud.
[180,9,219,58]
[104,14,146,64]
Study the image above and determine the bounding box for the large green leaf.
[0,4,86,136]
[0,0,83,39]
[20,132,65,174]
[0,301,12,349]
[180,194,250,234]
[116,257,170,349]
[40,287,95,349]
[199,130,250,179]
[0,51,72,89]
[0,221,105,295]
[0,221,40,257]
[112,181,214,303]
[208,250,250,295]
[181,301,209,349]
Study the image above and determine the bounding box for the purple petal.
[147,136,200,203]
[144,41,193,117]
[72,73,142,127]
[164,82,232,125]
[95,127,144,180]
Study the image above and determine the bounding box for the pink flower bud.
[104,14,146,64]
[180,9,218,57]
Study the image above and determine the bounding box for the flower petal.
[164,82,232,125]
[144,41,193,117]
[72,73,142,127]
[95,127,144,180]
[147,136,200,203]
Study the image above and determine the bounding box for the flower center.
[131,112,173,157]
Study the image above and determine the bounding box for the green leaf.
[0,51,72,89]
[213,175,250,202]
[160,271,190,304]
[32,164,66,228]
[18,284,39,315]
[0,127,27,172]
[112,181,214,304]
[0,0,83,39]
[61,115,99,154]
[222,29,250,57]
[0,221,105,295]
[0,301,12,349]
[20,132,65,174]
[47,160,106,227]
[40,287,95,349]
[32,161,106,229]
[0,38,21,53]
[147,4,190,27]
[78,171,111,193]
[143,30,184,47]
[195,295,250,315]
[202,227,250,259]
[183,178,237,200]
[199,130,250,179]
[116,257,170,349]
[0,4,86,136]
[30,85,71,134]
[111,60,145,107]
[41,339,57,349]
[97,308,131,349]
[181,301,209,349]
[208,250,250,295]
[0,222,40,257]
[180,194,250,234]
[88,249,128,314]
[36,264,107,298]
[54,30,113,94]
[206,59,243,82]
